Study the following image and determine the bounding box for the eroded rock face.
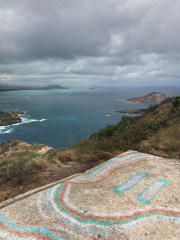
[126,92,167,103]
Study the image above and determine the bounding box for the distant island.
[90,85,105,88]
[126,92,167,103]
[0,110,22,126]
[0,84,69,92]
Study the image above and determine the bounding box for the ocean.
[0,86,179,148]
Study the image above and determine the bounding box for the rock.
[115,109,147,114]
[126,92,166,103]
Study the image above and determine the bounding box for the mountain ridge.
[0,84,69,91]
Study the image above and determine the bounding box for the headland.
[0,110,22,126]
[126,92,167,103]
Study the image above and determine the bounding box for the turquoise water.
[0,86,179,148]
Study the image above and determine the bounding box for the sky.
[0,0,180,87]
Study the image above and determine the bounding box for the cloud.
[0,0,180,86]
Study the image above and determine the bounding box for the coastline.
[115,109,147,114]
[0,110,23,126]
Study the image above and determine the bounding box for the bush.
[98,115,131,137]
[42,148,57,159]
[0,159,44,184]
[153,109,159,115]
[172,96,180,108]
[32,143,43,150]
[0,159,13,167]
[19,151,41,162]
[99,124,118,137]
[148,105,153,112]
[148,122,159,132]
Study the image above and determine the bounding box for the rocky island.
[126,92,167,103]
[0,110,22,126]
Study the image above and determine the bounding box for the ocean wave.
[40,119,47,122]
[0,116,46,134]
[0,126,13,134]
[117,100,124,101]
[3,129,13,133]
[124,101,139,103]
[13,117,39,126]
[106,115,110,116]
[0,126,6,134]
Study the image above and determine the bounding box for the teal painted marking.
[110,153,144,162]
[56,184,180,226]
[79,161,113,177]
[0,211,64,240]
[114,171,148,194]
[80,152,143,178]
[136,178,169,205]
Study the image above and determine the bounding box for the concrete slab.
[0,150,180,239]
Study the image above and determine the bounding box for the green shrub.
[158,115,168,128]
[98,115,131,137]
[32,143,42,150]
[153,109,159,115]
[148,122,159,132]
[42,149,57,159]
[148,105,153,112]
[172,96,180,108]
[19,151,41,159]
[0,159,13,167]
[99,124,118,137]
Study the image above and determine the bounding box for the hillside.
[126,91,167,103]
[0,96,180,203]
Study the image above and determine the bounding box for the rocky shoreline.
[115,109,147,114]
[0,110,23,126]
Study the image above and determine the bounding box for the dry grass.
[139,123,180,159]
[139,102,173,124]
[0,157,48,185]
[57,148,122,163]
[0,189,11,202]
[0,141,57,185]
[57,149,77,162]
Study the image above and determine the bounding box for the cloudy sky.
[0,0,180,87]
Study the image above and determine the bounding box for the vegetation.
[0,110,22,126]
[0,96,180,201]
[70,96,180,158]
[0,158,46,185]
[0,150,45,184]
[42,148,58,159]
[32,143,43,150]
[0,159,13,167]
[18,151,41,162]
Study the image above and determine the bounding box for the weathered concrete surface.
[0,150,180,239]
[0,174,80,210]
